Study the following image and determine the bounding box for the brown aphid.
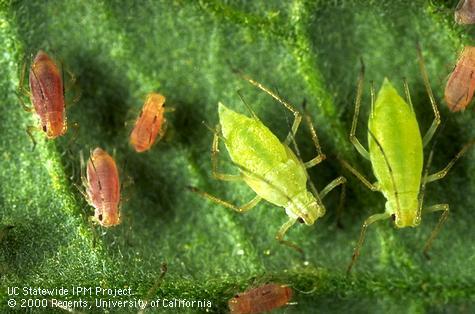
[28,50,67,138]
[445,46,475,112]
[82,148,121,227]
[228,284,292,314]
[455,0,475,24]
[129,93,170,153]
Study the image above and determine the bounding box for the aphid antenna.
[236,89,259,120]
[232,69,301,118]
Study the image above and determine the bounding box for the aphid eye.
[98,214,103,221]
[391,214,396,221]
[42,125,47,132]
[297,217,305,224]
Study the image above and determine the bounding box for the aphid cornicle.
[228,283,292,314]
[191,76,346,252]
[129,93,172,153]
[81,148,121,227]
[18,51,67,146]
[455,0,475,24]
[444,46,475,112]
[343,49,475,273]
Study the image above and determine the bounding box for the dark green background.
[1,0,474,313]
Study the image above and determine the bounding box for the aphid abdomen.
[86,148,121,227]
[219,103,306,204]
[29,51,66,138]
[228,284,292,314]
[243,149,307,207]
[445,47,475,112]
[130,93,166,152]
[219,103,288,173]
[368,79,423,227]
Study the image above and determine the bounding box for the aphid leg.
[319,176,347,228]
[16,61,34,111]
[302,108,326,168]
[422,204,449,259]
[350,58,371,160]
[138,263,168,314]
[26,125,39,151]
[79,151,89,189]
[17,92,33,112]
[424,140,475,183]
[61,62,82,106]
[211,124,241,181]
[347,212,391,274]
[319,176,347,201]
[275,217,303,254]
[188,186,262,213]
[417,44,441,147]
[283,114,302,146]
[73,182,90,203]
[338,158,379,191]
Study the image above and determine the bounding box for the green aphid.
[191,77,345,252]
[343,49,475,273]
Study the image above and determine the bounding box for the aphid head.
[33,50,52,64]
[388,196,421,228]
[95,206,121,228]
[285,190,325,225]
[43,112,66,138]
[394,212,421,228]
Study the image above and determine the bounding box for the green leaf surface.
[1,0,475,313]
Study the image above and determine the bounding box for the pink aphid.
[129,93,168,153]
[445,46,475,112]
[84,148,121,227]
[29,50,67,138]
[228,284,292,314]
